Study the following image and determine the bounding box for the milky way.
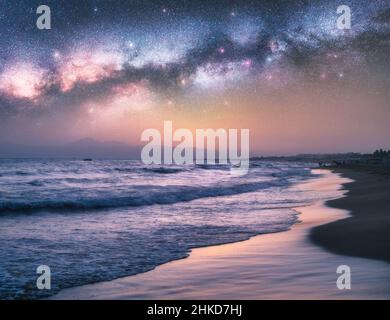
[0,0,389,151]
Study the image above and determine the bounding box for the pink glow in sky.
[57,49,125,92]
[0,63,48,100]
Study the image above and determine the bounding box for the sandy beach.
[311,167,390,263]
[51,169,390,300]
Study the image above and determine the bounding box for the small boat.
[82,158,93,161]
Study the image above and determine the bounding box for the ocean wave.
[271,168,311,177]
[64,177,97,183]
[0,180,285,214]
[15,171,31,176]
[112,167,133,173]
[110,166,187,174]
[195,164,230,170]
[27,180,45,186]
[142,167,185,174]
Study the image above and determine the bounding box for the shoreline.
[51,169,390,299]
[311,167,390,263]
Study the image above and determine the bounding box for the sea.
[0,159,341,299]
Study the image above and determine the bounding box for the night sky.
[0,0,389,154]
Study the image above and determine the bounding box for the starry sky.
[0,0,389,154]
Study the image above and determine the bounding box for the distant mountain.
[0,138,142,159]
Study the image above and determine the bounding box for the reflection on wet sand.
[52,170,390,300]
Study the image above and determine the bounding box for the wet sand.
[51,170,390,299]
[311,167,390,263]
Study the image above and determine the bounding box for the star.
[242,59,252,67]
[52,50,61,61]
